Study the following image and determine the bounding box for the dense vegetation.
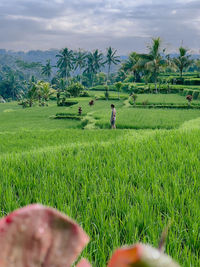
[1,38,200,104]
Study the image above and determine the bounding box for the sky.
[0,0,200,54]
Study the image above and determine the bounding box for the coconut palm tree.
[173,47,193,78]
[73,49,87,83]
[56,48,74,84]
[121,52,141,82]
[104,47,120,82]
[92,49,104,74]
[74,50,87,72]
[83,52,95,86]
[41,60,52,80]
[139,38,166,93]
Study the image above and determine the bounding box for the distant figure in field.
[110,104,116,129]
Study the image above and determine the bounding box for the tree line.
[0,38,199,101]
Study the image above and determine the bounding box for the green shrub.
[121,83,131,92]
[187,90,194,96]
[183,89,188,96]
[192,91,199,100]
[57,100,78,107]
[124,75,134,83]
[80,91,90,97]
[68,82,84,97]
[49,95,57,101]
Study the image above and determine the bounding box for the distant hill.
[0,49,125,76]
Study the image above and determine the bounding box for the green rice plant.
[192,91,199,100]
[0,129,199,266]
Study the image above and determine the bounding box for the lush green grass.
[2,95,200,131]
[62,96,200,130]
[0,96,200,266]
[135,94,200,104]
[0,101,82,132]
[0,129,124,154]
[0,128,199,266]
[95,107,200,129]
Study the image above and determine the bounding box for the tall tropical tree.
[173,47,193,78]
[92,49,104,74]
[83,52,95,87]
[56,48,74,84]
[139,38,166,93]
[104,47,120,82]
[41,60,52,80]
[73,50,87,73]
[121,52,141,82]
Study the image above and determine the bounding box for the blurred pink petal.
[76,258,92,267]
[0,204,89,267]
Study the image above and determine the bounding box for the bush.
[80,91,90,97]
[57,99,78,107]
[104,88,109,100]
[187,90,194,96]
[65,91,71,98]
[68,82,84,97]
[124,75,134,83]
[183,89,188,96]
[121,83,131,92]
[192,91,199,100]
[18,100,29,108]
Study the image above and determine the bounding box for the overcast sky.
[0,0,200,54]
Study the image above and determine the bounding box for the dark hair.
[111,104,115,108]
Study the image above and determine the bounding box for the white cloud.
[0,0,200,53]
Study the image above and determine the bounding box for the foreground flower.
[0,204,181,267]
[0,204,89,267]
[108,244,180,267]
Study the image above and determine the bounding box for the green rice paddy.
[0,93,199,266]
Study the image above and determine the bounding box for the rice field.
[0,95,200,266]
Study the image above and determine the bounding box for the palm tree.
[104,47,120,82]
[139,38,166,93]
[73,49,87,83]
[41,60,52,80]
[92,49,104,74]
[83,50,104,87]
[56,48,74,84]
[173,47,192,78]
[121,52,141,82]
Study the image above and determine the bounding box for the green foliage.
[54,113,82,120]
[173,47,193,78]
[131,93,138,104]
[90,85,115,91]
[68,82,84,97]
[57,99,78,107]
[184,78,200,85]
[192,91,199,100]
[124,74,134,83]
[80,91,90,97]
[56,48,74,80]
[104,86,109,100]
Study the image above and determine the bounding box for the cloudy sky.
[0,0,200,54]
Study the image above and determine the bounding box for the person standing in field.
[110,104,116,129]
